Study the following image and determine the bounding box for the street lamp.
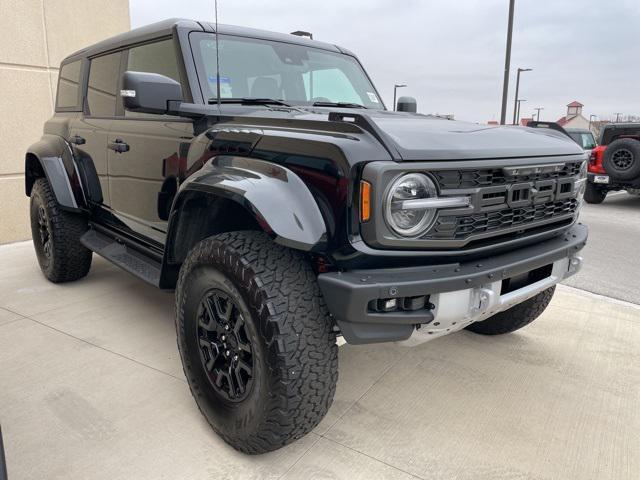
[516,99,526,125]
[588,114,597,131]
[512,68,532,124]
[534,107,543,121]
[500,0,516,125]
[393,84,406,111]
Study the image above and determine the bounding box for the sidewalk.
[1,240,638,480]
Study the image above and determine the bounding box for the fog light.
[373,298,398,312]
[383,298,397,311]
[401,295,427,311]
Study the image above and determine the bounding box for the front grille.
[427,198,578,240]
[420,160,583,243]
[434,161,582,189]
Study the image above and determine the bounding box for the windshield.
[191,32,384,109]
[568,132,597,150]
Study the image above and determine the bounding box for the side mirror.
[121,71,183,115]
[396,96,417,113]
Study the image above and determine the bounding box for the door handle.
[69,135,86,145]
[108,139,130,153]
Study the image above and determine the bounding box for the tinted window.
[56,60,82,110]
[124,39,182,117]
[87,52,121,116]
[126,39,181,82]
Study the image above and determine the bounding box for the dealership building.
[0,0,130,244]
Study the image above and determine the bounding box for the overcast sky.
[129,0,639,124]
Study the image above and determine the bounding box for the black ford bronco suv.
[25,19,587,453]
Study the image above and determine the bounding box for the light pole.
[614,112,622,123]
[393,84,406,111]
[512,68,532,124]
[515,99,526,125]
[534,107,543,121]
[500,0,516,125]
[589,114,597,130]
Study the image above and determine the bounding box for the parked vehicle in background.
[585,123,640,203]
[24,19,588,454]
[566,127,597,153]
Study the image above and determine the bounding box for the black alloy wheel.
[611,148,634,171]
[602,138,640,181]
[176,231,338,454]
[197,289,253,402]
[36,204,52,261]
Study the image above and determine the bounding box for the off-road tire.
[465,286,555,335]
[29,178,92,283]
[584,182,607,204]
[176,231,338,454]
[602,138,640,181]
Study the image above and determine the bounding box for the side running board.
[81,229,161,287]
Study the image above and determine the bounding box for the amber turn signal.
[360,180,371,222]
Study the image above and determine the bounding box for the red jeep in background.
[586,123,640,203]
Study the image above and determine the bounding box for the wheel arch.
[25,135,85,211]
[159,156,328,288]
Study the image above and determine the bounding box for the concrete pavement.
[1,240,639,480]
[563,191,640,304]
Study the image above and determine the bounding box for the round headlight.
[384,173,438,237]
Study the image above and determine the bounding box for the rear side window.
[87,52,121,117]
[55,60,82,111]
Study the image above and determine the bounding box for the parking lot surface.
[564,191,640,304]
[1,241,639,480]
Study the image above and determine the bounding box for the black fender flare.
[169,155,328,252]
[25,134,85,211]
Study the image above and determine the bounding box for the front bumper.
[318,223,587,344]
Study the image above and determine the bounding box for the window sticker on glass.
[208,76,233,97]
[366,92,379,103]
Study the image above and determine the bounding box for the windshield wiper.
[312,101,367,109]
[208,97,291,107]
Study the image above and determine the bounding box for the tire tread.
[30,178,92,283]
[176,231,338,454]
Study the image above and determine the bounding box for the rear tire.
[584,182,607,204]
[465,287,555,335]
[29,178,92,283]
[602,138,640,181]
[176,231,338,454]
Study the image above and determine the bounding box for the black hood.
[359,111,584,161]
[195,104,585,162]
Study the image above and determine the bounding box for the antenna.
[214,0,221,110]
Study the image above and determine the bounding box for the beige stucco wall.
[564,114,591,130]
[0,0,130,244]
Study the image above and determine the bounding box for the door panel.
[69,118,112,206]
[70,50,122,209]
[104,38,193,244]
[107,119,193,243]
